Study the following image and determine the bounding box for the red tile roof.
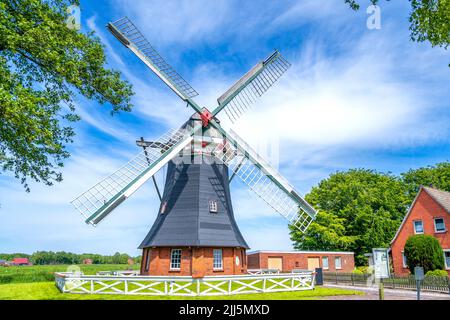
[12,258,29,264]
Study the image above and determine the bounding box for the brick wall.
[391,189,450,276]
[247,252,354,272]
[140,247,247,276]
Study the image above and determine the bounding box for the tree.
[404,235,445,273]
[346,1,450,66]
[401,162,450,200]
[0,0,133,191]
[290,169,410,265]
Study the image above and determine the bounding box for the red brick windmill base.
[140,247,247,277]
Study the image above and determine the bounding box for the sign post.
[414,266,424,301]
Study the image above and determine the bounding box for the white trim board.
[247,250,354,255]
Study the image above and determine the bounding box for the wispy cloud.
[1,0,449,254]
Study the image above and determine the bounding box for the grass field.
[0,281,363,300]
[0,265,364,299]
[0,264,139,284]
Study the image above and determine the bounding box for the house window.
[434,218,446,233]
[402,251,408,268]
[213,249,223,270]
[170,249,182,270]
[335,257,342,270]
[413,220,424,234]
[209,200,218,213]
[322,257,329,270]
[445,251,450,270]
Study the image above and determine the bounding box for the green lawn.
[0,282,364,300]
[0,264,139,284]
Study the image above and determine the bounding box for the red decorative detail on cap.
[200,109,213,127]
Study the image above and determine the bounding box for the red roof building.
[390,186,450,275]
[12,258,30,266]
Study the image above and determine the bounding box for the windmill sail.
[213,50,291,123]
[212,129,316,232]
[71,126,196,226]
[108,17,199,101]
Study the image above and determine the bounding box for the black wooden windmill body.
[72,17,317,276]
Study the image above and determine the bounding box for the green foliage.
[291,169,410,265]
[401,162,450,200]
[404,235,445,273]
[346,0,450,66]
[0,0,133,191]
[0,253,30,261]
[409,0,450,49]
[0,264,139,284]
[28,251,138,265]
[352,269,364,274]
[356,266,371,274]
[426,269,448,276]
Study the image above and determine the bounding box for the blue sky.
[0,0,449,256]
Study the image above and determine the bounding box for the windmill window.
[213,249,223,270]
[209,200,218,213]
[170,249,182,270]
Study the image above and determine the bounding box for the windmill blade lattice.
[214,51,291,124]
[212,130,316,232]
[108,17,198,100]
[71,127,194,226]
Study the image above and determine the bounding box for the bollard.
[379,282,384,300]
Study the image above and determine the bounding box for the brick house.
[390,186,450,275]
[11,258,30,266]
[247,251,355,273]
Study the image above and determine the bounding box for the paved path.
[323,284,450,300]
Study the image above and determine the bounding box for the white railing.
[55,272,315,296]
[247,269,280,275]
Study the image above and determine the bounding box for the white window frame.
[209,200,218,213]
[322,256,329,270]
[213,249,223,270]
[402,251,408,268]
[434,217,446,233]
[413,220,424,234]
[335,256,342,270]
[170,249,182,271]
[444,250,450,270]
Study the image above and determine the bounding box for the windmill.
[71,17,317,277]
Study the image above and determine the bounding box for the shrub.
[404,235,445,274]
[426,269,448,277]
[352,269,363,274]
[356,266,371,274]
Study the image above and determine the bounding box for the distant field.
[0,264,139,284]
[0,282,364,300]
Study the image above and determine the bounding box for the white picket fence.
[55,272,315,296]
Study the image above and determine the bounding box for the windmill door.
[307,257,320,270]
[267,257,283,271]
